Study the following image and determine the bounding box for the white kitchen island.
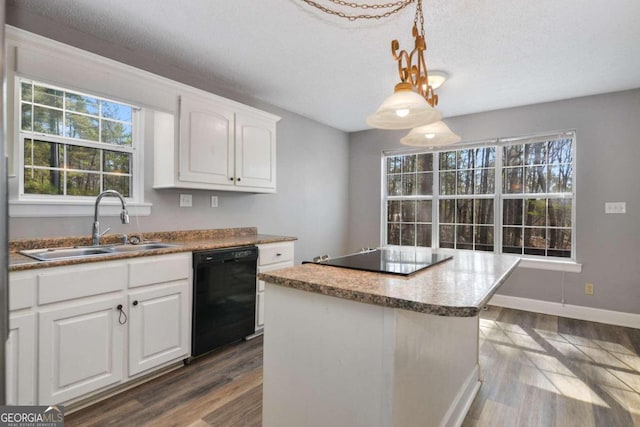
[259,250,520,427]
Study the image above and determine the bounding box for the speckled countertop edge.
[9,228,296,271]
[259,253,520,317]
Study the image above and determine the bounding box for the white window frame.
[381,131,581,272]
[384,153,436,248]
[10,78,150,217]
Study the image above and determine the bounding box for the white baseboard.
[442,364,481,427]
[489,294,640,329]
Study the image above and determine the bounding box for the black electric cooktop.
[310,249,453,276]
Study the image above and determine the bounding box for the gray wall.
[349,90,640,314]
[6,7,350,264]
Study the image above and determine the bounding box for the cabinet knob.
[133,300,139,306]
[229,177,234,181]
[237,177,241,182]
[116,304,127,324]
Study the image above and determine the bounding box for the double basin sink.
[20,243,179,262]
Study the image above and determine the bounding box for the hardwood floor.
[66,307,640,427]
[465,307,640,427]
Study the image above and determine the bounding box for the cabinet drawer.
[9,272,36,311]
[259,243,294,266]
[128,253,191,288]
[38,263,127,305]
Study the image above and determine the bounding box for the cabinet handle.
[229,177,234,181]
[276,253,282,256]
[237,177,241,182]
[116,304,128,325]
[133,300,139,306]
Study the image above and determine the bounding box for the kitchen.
[1,0,640,426]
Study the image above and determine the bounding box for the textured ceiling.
[8,0,640,132]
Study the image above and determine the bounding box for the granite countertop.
[259,250,520,317]
[9,227,296,271]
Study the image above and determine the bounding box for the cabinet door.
[179,95,235,185]
[256,292,265,329]
[6,313,36,405]
[38,297,125,404]
[128,281,190,376]
[256,259,295,332]
[235,111,276,190]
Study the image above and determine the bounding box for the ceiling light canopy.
[427,71,449,90]
[400,121,461,147]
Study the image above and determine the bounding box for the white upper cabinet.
[179,96,235,186]
[235,111,277,190]
[154,92,280,193]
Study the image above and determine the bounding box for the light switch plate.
[179,194,192,207]
[605,202,626,214]
[211,196,218,208]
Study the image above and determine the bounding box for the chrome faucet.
[92,190,130,246]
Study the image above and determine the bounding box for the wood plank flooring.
[465,307,640,427]
[65,307,640,426]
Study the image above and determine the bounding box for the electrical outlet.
[179,194,192,207]
[585,283,594,296]
[211,196,219,208]
[605,202,626,214]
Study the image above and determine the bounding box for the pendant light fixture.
[299,0,455,137]
[366,0,442,130]
[400,120,460,147]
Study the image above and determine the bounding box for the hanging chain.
[414,0,425,35]
[299,0,414,21]
[300,0,438,106]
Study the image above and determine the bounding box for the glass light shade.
[366,84,442,130]
[400,121,461,147]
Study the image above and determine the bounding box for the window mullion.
[433,154,440,249]
[495,144,503,255]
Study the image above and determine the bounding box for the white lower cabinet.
[128,281,190,376]
[256,242,295,332]
[256,292,265,327]
[38,296,125,404]
[6,313,36,405]
[9,252,192,405]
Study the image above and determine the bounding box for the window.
[383,132,575,260]
[386,153,434,247]
[438,147,495,251]
[501,137,573,258]
[19,79,137,199]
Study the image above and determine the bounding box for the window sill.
[517,257,582,273]
[9,199,152,217]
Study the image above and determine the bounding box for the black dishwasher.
[192,246,258,357]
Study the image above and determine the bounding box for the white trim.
[9,199,151,217]
[6,26,281,122]
[517,258,582,272]
[441,364,481,427]
[489,294,640,329]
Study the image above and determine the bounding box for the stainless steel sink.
[19,242,180,261]
[20,246,116,261]
[109,243,178,252]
